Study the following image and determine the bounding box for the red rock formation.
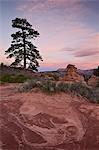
[0,84,99,150]
[88,75,99,87]
[63,64,84,82]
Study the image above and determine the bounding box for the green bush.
[0,74,13,83]
[14,74,29,83]
[0,74,30,83]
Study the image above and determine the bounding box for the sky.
[0,0,99,71]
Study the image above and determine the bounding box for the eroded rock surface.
[0,84,99,150]
[63,64,84,83]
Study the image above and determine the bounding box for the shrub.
[0,74,30,83]
[55,82,71,92]
[18,79,37,92]
[69,82,93,99]
[41,80,56,93]
[51,74,59,81]
[91,87,99,103]
[0,62,4,68]
[18,79,99,103]
[14,74,29,83]
[0,74,13,83]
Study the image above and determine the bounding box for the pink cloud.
[78,32,99,49]
[17,0,83,13]
[74,48,99,57]
[73,33,99,57]
[39,24,96,56]
[60,47,74,52]
[60,32,99,57]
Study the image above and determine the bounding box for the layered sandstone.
[63,64,84,83]
[0,84,99,150]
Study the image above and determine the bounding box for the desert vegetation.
[18,78,99,103]
[0,63,99,103]
[0,74,31,83]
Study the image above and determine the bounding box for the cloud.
[74,32,99,57]
[74,48,99,57]
[40,23,96,56]
[81,32,99,49]
[17,0,99,22]
[59,32,99,58]
[17,0,83,13]
[60,47,74,52]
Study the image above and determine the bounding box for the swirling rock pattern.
[0,84,99,150]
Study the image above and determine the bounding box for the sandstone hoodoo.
[63,64,84,83]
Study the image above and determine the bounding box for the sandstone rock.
[88,75,99,87]
[63,64,84,83]
[0,84,99,150]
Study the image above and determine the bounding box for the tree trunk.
[23,31,26,69]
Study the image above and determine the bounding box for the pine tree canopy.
[5,18,43,71]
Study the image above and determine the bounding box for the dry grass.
[18,79,99,103]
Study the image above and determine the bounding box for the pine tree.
[5,18,43,71]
